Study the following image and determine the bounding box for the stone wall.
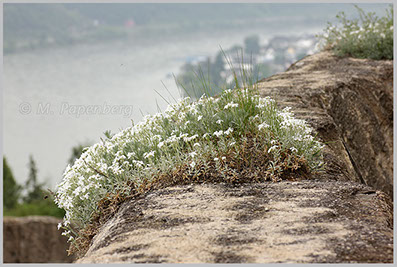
[3,216,75,263]
[77,181,393,263]
[257,51,393,198]
[69,52,394,263]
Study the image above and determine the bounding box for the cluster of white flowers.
[325,20,393,42]
[320,6,393,59]
[346,22,392,40]
[143,151,155,159]
[255,96,275,108]
[55,86,324,243]
[278,107,309,131]
[224,101,239,109]
[258,122,270,130]
[213,127,233,137]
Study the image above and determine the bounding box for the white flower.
[190,161,196,168]
[189,152,197,158]
[268,145,278,153]
[203,133,210,138]
[198,115,203,121]
[158,141,165,148]
[132,160,144,167]
[153,135,162,141]
[229,141,236,146]
[144,151,155,159]
[184,134,198,142]
[216,119,223,125]
[61,230,71,236]
[225,128,233,135]
[380,33,386,38]
[213,130,224,137]
[224,101,239,109]
[57,222,62,230]
[193,143,201,148]
[221,157,226,161]
[214,157,219,161]
[258,122,270,130]
[290,147,298,153]
[166,135,178,144]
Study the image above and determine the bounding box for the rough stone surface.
[76,52,393,263]
[77,181,392,263]
[3,216,76,263]
[257,51,393,198]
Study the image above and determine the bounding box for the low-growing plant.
[54,60,324,256]
[319,5,393,60]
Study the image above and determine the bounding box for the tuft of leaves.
[55,56,325,255]
[318,5,393,60]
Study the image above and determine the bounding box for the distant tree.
[68,142,90,165]
[228,45,244,55]
[213,51,225,73]
[3,155,66,218]
[177,61,213,99]
[211,51,225,86]
[3,157,21,209]
[244,35,260,55]
[23,155,45,203]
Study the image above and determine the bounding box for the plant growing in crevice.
[318,5,393,60]
[54,55,324,256]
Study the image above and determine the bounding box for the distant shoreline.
[4,16,326,55]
